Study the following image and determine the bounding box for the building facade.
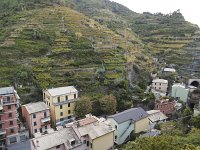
[172,84,189,103]
[107,107,149,145]
[43,86,78,126]
[22,102,51,137]
[152,79,168,93]
[0,87,29,148]
[154,99,175,115]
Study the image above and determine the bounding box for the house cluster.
[2,77,200,149]
[0,85,170,150]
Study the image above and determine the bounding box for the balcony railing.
[0,129,6,136]
[41,117,51,124]
[53,98,79,106]
[3,100,19,105]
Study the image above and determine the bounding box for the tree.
[99,94,117,115]
[75,96,92,119]
[191,116,200,129]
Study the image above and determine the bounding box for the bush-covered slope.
[0,4,153,106]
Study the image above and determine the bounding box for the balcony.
[53,98,79,106]
[3,99,19,105]
[41,117,51,125]
[0,129,6,136]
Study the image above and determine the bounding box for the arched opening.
[190,81,199,87]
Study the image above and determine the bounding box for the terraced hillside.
[0,5,153,104]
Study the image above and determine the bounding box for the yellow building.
[43,86,78,126]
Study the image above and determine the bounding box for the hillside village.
[0,71,200,150]
[0,0,200,150]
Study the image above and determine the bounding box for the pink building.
[22,102,51,137]
[0,87,29,147]
[154,98,175,115]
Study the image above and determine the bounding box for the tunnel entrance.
[190,81,200,87]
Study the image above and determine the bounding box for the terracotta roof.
[78,117,97,126]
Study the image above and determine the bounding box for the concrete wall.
[135,117,149,133]
[92,132,114,150]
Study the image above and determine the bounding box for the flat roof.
[32,127,80,150]
[152,79,168,84]
[78,121,114,140]
[0,87,14,95]
[164,68,176,72]
[45,86,78,97]
[147,110,168,122]
[23,102,49,114]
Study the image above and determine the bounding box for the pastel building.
[43,86,78,126]
[31,115,115,150]
[152,79,168,93]
[172,84,189,103]
[154,99,175,115]
[107,107,149,145]
[147,110,168,129]
[0,87,29,147]
[22,102,51,137]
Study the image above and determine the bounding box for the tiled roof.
[0,87,14,95]
[31,127,80,150]
[78,119,114,140]
[147,110,168,122]
[23,102,49,114]
[78,117,98,126]
[108,107,148,124]
[46,86,77,96]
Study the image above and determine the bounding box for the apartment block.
[43,86,78,126]
[22,102,51,137]
[0,87,29,148]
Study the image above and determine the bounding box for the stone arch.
[190,81,199,87]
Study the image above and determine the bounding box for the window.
[44,93,46,99]
[57,97,60,103]
[44,112,47,118]
[159,87,161,90]
[40,128,42,133]
[10,137,17,144]
[160,83,162,86]
[60,105,63,109]
[115,135,117,140]
[49,103,50,106]
[155,83,156,85]
[9,113,12,118]
[0,124,2,129]
[68,110,71,114]
[66,96,68,101]
[74,94,76,99]
[115,125,117,129]
[56,145,60,149]
[33,114,36,118]
[90,143,92,148]
[45,126,47,130]
[34,129,37,133]
[87,141,89,147]
[10,121,13,125]
[60,118,64,121]
[68,116,71,119]
[7,105,11,110]
[7,96,10,102]
[68,103,70,107]
[60,112,63,116]
[10,128,14,134]
[83,140,86,144]
[20,135,26,142]
[34,122,37,126]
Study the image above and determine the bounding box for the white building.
[152,79,168,93]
